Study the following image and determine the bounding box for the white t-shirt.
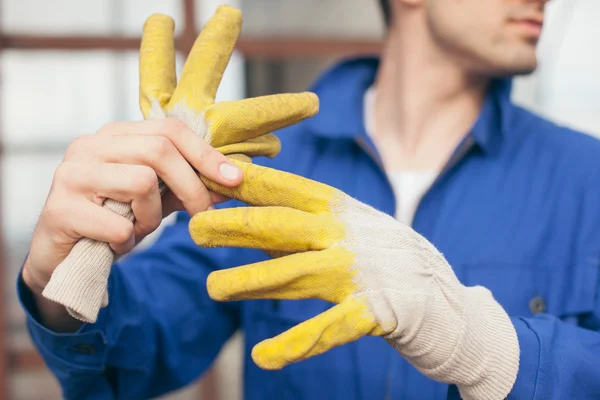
[363,87,438,225]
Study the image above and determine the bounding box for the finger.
[161,190,185,217]
[94,118,244,188]
[216,134,281,159]
[166,5,242,115]
[207,247,355,304]
[200,160,342,214]
[139,14,177,118]
[66,134,229,215]
[204,92,319,148]
[189,206,345,251]
[72,134,213,215]
[251,297,380,370]
[162,190,228,218]
[111,229,136,255]
[42,197,134,247]
[58,162,163,239]
[208,191,230,204]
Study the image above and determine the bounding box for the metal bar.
[0,35,141,51]
[235,37,382,59]
[181,0,197,55]
[0,34,382,58]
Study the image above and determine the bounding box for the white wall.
[514,0,600,137]
[241,0,384,38]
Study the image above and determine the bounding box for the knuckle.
[162,117,188,138]
[133,167,159,196]
[111,222,134,244]
[112,162,131,177]
[186,182,209,204]
[64,135,90,160]
[196,142,223,167]
[39,205,79,241]
[38,207,65,232]
[96,121,120,136]
[150,136,175,159]
[136,216,160,237]
[53,161,76,184]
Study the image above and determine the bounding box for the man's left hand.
[190,160,520,400]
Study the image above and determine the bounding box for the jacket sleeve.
[506,310,600,399]
[18,208,253,400]
[447,297,600,399]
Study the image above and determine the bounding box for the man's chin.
[488,55,538,78]
[503,46,539,76]
[466,47,538,79]
[504,63,538,77]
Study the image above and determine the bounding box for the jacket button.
[529,296,546,315]
[71,344,96,355]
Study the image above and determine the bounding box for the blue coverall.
[19,57,600,399]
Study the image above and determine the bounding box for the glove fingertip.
[301,91,320,116]
[143,13,175,30]
[215,4,242,22]
[206,271,228,301]
[252,341,286,371]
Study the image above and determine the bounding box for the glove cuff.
[437,286,520,400]
[42,236,113,323]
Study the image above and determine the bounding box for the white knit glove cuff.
[428,286,520,400]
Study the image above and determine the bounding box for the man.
[19,0,600,399]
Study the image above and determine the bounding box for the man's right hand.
[22,5,319,331]
[22,117,243,331]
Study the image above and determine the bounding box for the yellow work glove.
[190,161,520,400]
[42,6,319,324]
[139,7,317,161]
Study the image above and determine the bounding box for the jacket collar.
[305,56,514,156]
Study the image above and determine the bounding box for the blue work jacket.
[18,57,600,399]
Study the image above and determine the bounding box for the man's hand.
[23,118,241,332]
[26,5,319,327]
[190,160,520,400]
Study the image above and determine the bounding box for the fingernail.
[207,204,215,211]
[219,163,240,181]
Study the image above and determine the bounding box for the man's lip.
[510,16,544,27]
[509,17,544,37]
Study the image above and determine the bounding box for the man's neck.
[371,23,489,171]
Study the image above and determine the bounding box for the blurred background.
[0,0,598,398]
